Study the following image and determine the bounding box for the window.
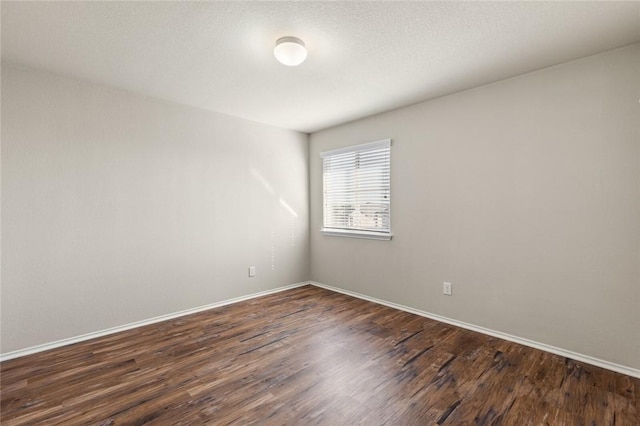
[321,139,391,240]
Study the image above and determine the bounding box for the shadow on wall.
[250,167,300,272]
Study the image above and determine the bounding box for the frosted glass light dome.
[274,36,307,66]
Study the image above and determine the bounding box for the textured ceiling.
[2,1,639,133]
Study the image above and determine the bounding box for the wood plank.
[1,285,638,424]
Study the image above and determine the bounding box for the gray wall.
[2,43,639,371]
[1,63,309,353]
[310,44,640,369]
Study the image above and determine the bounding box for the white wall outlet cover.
[443,282,452,296]
[249,266,256,277]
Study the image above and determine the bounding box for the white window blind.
[321,139,391,240]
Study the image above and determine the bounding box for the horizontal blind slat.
[322,142,391,234]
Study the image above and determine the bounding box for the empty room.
[1,1,639,424]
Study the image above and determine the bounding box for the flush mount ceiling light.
[274,36,307,66]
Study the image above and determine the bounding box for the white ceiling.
[2,1,639,133]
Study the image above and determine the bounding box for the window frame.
[320,139,392,241]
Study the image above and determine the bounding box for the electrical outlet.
[249,266,256,277]
[443,282,452,296]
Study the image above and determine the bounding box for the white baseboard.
[309,281,640,379]
[0,281,309,362]
[4,280,638,379]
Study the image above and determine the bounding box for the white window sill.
[320,228,392,241]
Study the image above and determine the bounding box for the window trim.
[320,139,392,241]
[320,228,392,240]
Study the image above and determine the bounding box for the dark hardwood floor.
[1,285,638,425]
